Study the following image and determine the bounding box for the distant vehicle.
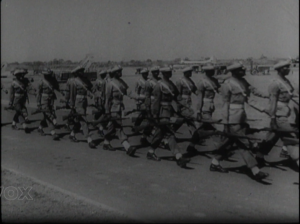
[180,56,217,66]
[251,65,272,75]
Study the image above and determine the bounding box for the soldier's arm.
[36,81,42,106]
[105,82,112,113]
[175,79,182,101]
[26,80,37,95]
[221,82,231,124]
[267,81,279,118]
[144,81,151,107]
[196,81,205,114]
[151,83,161,118]
[247,79,268,98]
[9,83,14,106]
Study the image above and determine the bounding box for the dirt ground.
[1,168,137,223]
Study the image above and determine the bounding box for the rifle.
[4,106,15,111]
[281,137,299,146]
[31,108,52,115]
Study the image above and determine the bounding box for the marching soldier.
[147,67,190,167]
[174,66,197,135]
[64,66,96,148]
[210,62,269,180]
[92,70,107,136]
[186,65,222,152]
[8,68,36,133]
[103,66,135,155]
[255,61,299,168]
[132,68,151,145]
[36,68,60,140]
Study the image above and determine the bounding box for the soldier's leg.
[167,132,190,168]
[78,115,95,148]
[230,124,268,179]
[16,105,29,133]
[44,111,59,140]
[38,112,47,136]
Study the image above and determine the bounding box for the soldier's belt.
[181,94,191,99]
[139,94,146,97]
[42,93,50,97]
[76,95,87,99]
[229,104,244,109]
[203,98,213,102]
[14,93,23,96]
[277,101,289,107]
[150,96,155,100]
[160,102,172,106]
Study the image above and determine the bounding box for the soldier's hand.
[196,113,202,121]
[270,118,278,130]
[223,124,230,133]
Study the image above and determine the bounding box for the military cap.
[202,65,215,71]
[110,66,122,73]
[160,67,172,73]
[273,60,291,70]
[41,68,53,75]
[13,69,28,76]
[227,62,245,72]
[182,66,193,73]
[150,66,160,72]
[71,66,85,74]
[98,70,107,75]
[140,68,149,74]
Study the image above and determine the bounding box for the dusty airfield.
[1,67,299,223]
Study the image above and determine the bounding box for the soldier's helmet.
[150,66,160,73]
[140,68,149,74]
[71,66,85,74]
[98,70,107,76]
[13,68,28,76]
[41,68,53,75]
[273,60,291,70]
[202,65,215,71]
[227,62,245,73]
[110,66,122,74]
[182,66,193,74]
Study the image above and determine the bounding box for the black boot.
[147,152,161,161]
[176,157,190,168]
[210,164,228,173]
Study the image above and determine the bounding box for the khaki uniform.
[92,78,106,119]
[135,77,148,110]
[37,78,59,130]
[9,78,35,124]
[149,79,183,155]
[215,77,267,168]
[104,77,129,142]
[196,75,220,120]
[65,76,93,138]
[175,77,197,134]
[260,75,299,160]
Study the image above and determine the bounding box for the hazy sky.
[1,0,299,62]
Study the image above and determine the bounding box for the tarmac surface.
[1,68,299,222]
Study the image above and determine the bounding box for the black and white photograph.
[1,0,299,223]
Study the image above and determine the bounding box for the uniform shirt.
[9,78,35,106]
[135,77,148,102]
[93,78,106,101]
[221,76,267,124]
[105,77,129,112]
[65,76,93,107]
[176,76,197,109]
[151,78,179,117]
[268,74,295,118]
[37,77,60,106]
[196,75,220,113]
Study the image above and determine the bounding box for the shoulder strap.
[273,78,293,96]
[110,80,124,96]
[203,78,217,94]
[228,79,246,96]
[42,79,53,90]
[12,80,25,91]
[159,80,174,96]
[180,78,192,92]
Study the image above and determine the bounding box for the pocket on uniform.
[276,105,290,117]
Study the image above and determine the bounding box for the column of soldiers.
[6,60,299,182]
